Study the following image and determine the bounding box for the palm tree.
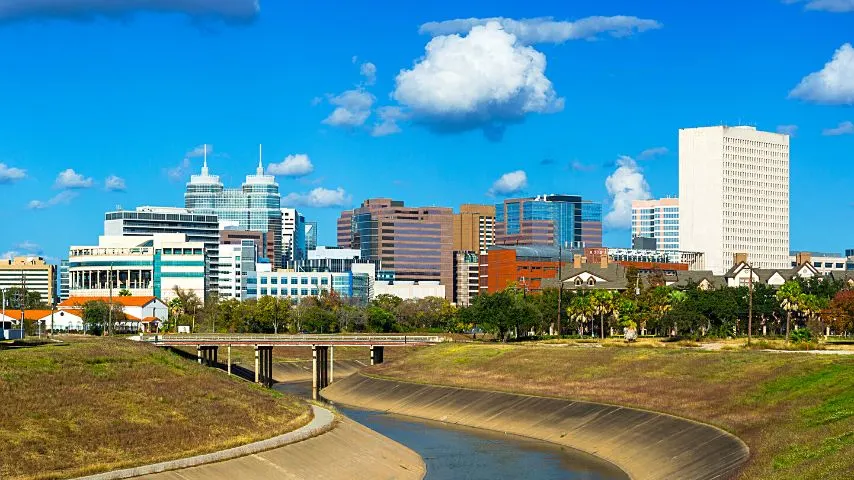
[668,290,688,336]
[776,281,802,343]
[590,290,616,339]
[567,295,593,337]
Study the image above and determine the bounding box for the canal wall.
[321,374,749,480]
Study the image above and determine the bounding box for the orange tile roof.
[1,309,57,321]
[123,313,141,321]
[59,296,159,308]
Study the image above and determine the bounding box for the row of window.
[253,276,330,285]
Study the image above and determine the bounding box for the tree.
[81,300,124,335]
[777,281,803,343]
[3,287,46,310]
[567,294,593,337]
[118,289,132,297]
[589,290,617,339]
[825,290,854,335]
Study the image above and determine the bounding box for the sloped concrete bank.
[322,374,749,480]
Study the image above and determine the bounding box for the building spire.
[201,143,209,176]
[257,144,264,175]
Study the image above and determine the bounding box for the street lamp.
[747,262,754,346]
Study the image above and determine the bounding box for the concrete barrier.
[322,374,749,480]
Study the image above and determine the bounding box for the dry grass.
[0,337,311,480]
[373,343,854,480]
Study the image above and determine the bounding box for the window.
[270,277,278,284]
[260,277,267,284]
[574,278,582,286]
[291,288,298,296]
[301,277,309,285]
[311,289,318,296]
[321,278,329,285]
[291,277,298,284]
[260,288,267,295]
[301,288,309,296]
[587,278,595,286]
[311,277,318,285]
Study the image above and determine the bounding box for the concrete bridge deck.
[136,334,443,347]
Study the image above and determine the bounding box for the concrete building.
[339,198,454,299]
[185,148,284,266]
[453,251,480,306]
[220,227,273,262]
[282,208,306,263]
[305,221,318,251]
[218,240,258,300]
[337,210,353,248]
[246,269,371,305]
[68,234,205,303]
[679,126,790,274]
[631,198,679,251]
[374,281,445,300]
[453,204,495,254]
[789,251,847,274]
[495,195,602,249]
[105,206,219,297]
[299,246,365,272]
[0,257,56,305]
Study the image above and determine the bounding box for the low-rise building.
[59,296,169,323]
[246,269,371,305]
[724,261,820,287]
[217,240,258,300]
[453,251,480,306]
[0,256,56,305]
[374,281,446,300]
[479,245,570,294]
[789,251,848,275]
[68,234,205,303]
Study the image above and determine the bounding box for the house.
[669,271,726,290]
[543,262,631,292]
[58,296,169,323]
[724,262,820,288]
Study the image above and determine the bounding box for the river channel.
[274,381,627,480]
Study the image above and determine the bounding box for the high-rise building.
[104,206,219,297]
[304,221,318,251]
[68,234,205,302]
[282,208,306,263]
[0,256,56,305]
[218,240,258,300]
[339,198,454,298]
[220,228,273,262]
[59,259,70,301]
[337,210,353,248]
[453,251,480,306]
[453,204,495,254]
[185,148,283,266]
[679,126,790,274]
[631,198,680,251]
[494,195,602,248]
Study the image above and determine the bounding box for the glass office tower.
[185,152,283,266]
[495,194,602,248]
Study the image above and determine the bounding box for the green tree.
[777,281,803,343]
[3,287,46,310]
[589,290,617,339]
[118,289,132,297]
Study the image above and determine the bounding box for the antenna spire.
[201,143,209,176]
[257,144,264,175]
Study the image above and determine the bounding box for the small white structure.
[37,310,84,331]
[59,296,169,323]
[374,281,446,300]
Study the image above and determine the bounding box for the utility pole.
[556,240,563,337]
[747,262,753,346]
[107,264,113,336]
[20,269,26,338]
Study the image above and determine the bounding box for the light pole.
[747,262,754,346]
[556,241,563,338]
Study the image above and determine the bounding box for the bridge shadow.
[166,346,256,382]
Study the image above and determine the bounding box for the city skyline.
[0,0,852,262]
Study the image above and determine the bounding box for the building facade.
[494,195,602,249]
[68,234,205,303]
[789,251,848,274]
[631,198,679,251]
[0,257,56,305]
[337,210,353,248]
[59,259,69,301]
[246,270,371,305]
[282,208,306,263]
[339,198,454,299]
[453,204,495,254]
[679,126,790,274]
[305,221,318,251]
[185,152,283,266]
[105,206,219,297]
[453,251,480,306]
[217,240,258,300]
[220,228,273,262]
[479,245,570,294]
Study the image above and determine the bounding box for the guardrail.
[137,334,445,344]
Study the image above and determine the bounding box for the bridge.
[136,334,443,397]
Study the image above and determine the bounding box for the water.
[275,382,627,480]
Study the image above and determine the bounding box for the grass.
[0,337,311,480]
[372,343,854,479]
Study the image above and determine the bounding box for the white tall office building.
[281,208,306,263]
[217,240,258,300]
[679,126,790,274]
[631,198,679,251]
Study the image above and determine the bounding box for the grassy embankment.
[0,337,311,480]
[372,343,854,480]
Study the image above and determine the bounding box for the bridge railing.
[138,334,445,344]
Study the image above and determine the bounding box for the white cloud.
[638,146,668,160]
[0,163,26,183]
[105,175,126,191]
[28,191,78,209]
[0,0,260,22]
[786,0,854,12]
[419,16,662,44]
[394,22,563,140]
[360,62,377,85]
[488,170,527,196]
[371,106,407,137]
[823,120,854,135]
[790,43,854,104]
[570,161,596,172]
[14,241,41,252]
[604,156,651,229]
[267,154,315,177]
[777,124,799,136]
[322,89,375,127]
[54,169,93,189]
[282,187,351,208]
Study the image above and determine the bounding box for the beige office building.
[0,257,57,304]
[453,204,495,254]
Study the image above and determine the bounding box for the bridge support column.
[312,345,331,400]
[370,346,384,365]
[254,345,274,387]
[329,346,334,384]
[197,346,203,365]
[227,344,232,375]
[197,346,218,366]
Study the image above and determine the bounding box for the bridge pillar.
[370,345,384,365]
[197,345,203,365]
[254,345,274,387]
[197,346,218,367]
[329,346,334,384]
[227,344,232,375]
[312,345,331,400]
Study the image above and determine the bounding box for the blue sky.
[0,0,852,262]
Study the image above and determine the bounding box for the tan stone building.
[453,204,495,254]
[0,257,57,305]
